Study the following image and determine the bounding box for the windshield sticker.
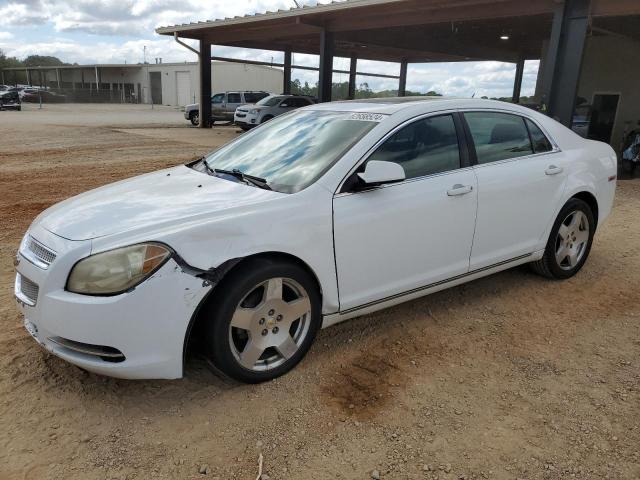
[348,113,386,122]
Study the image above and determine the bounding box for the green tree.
[24,55,67,67]
[289,77,444,100]
[0,49,27,84]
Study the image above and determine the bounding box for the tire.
[530,198,595,279]
[202,258,322,383]
[189,111,199,126]
[261,115,274,124]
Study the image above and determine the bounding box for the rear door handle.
[545,165,564,176]
[447,184,473,196]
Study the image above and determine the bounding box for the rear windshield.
[204,110,379,193]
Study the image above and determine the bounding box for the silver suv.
[184,91,269,126]
[234,95,315,130]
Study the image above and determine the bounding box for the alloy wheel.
[228,277,311,372]
[555,210,590,270]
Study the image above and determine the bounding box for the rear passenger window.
[244,93,259,103]
[368,114,460,180]
[525,118,553,153]
[244,92,267,103]
[464,112,533,164]
[227,93,242,104]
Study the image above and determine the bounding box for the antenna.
[293,0,302,7]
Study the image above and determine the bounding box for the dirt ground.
[0,104,639,480]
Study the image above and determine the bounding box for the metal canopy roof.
[156,0,640,64]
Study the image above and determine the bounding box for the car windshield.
[204,110,379,193]
[256,96,285,107]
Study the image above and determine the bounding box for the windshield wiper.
[213,168,272,190]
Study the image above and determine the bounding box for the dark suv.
[0,89,21,111]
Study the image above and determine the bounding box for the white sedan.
[14,98,617,383]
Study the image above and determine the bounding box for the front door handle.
[447,184,473,196]
[545,165,564,176]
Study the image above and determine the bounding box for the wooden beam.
[201,20,320,43]
[339,30,522,62]
[591,0,640,16]
[283,49,292,94]
[226,39,467,63]
[512,56,525,103]
[398,59,407,96]
[318,30,334,103]
[324,0,557,32]
[199,41,212,128]
[348,54,357,99]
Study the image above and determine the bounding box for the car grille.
[18,274,39,306]
[236,113,247,118]
[25,236,57,268]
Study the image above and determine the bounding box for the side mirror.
[280,103,290,108]
[357,161,406,187]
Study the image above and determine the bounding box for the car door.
[224,92,243,120]
[210,93,225,119]
[278,98,298,113]
[463,111,568,270]
[333,113,478,311]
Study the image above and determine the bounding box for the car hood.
[36,165,283,241]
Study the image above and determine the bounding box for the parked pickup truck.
[184,91,270,126]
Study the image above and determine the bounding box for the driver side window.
[211,94,224,104]
[368,114,461,180]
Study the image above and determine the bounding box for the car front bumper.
[14,226,210,379]
[0,101,20,110]
[234,112,259,127]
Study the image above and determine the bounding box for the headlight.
[67,243,171,295]
[249,109,258,114]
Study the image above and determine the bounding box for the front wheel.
[189,111,199,126]
[531,198,595,279]
[202,258,322,383]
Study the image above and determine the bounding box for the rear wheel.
[189,111,199,126]
[202,258,321,383]
[531,198,595,279]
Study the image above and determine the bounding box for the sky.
[0,0,540,98]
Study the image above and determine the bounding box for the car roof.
[307,96,535,116]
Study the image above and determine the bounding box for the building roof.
[0,61,281,72]
[156,0,640,64]
[156,0,390,34]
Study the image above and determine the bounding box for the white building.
[3,61,284,108]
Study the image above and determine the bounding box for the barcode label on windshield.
[348,113,386,122]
